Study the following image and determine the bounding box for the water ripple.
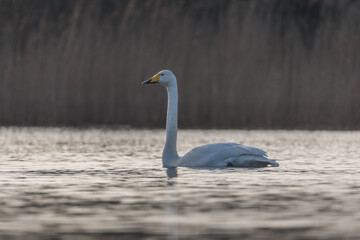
[0,128,359,239]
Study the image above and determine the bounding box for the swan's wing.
[230,143,267,157]
[225,155,279,167]
[178,142,277,167]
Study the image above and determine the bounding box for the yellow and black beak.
[142,74,160,84]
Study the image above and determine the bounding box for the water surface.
[0,128,359,239]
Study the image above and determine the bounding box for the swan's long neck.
[162,82,180,167]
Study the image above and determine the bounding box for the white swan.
[142,70,279,168]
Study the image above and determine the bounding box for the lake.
[0,127,359,240]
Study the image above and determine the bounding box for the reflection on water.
[166,168,178,240]
[0,127,359,239]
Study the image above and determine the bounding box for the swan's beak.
[142,74,160,84]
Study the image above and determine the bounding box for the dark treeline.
[0,0,360,129]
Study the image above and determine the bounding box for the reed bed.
[0,0,359,129]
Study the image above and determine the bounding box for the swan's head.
[142,70,176,86]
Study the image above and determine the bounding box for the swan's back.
[178,142,278,167]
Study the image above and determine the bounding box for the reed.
[0,0,359,129]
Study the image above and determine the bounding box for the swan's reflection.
[166,167,178,240]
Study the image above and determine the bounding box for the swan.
[142,70,279,168]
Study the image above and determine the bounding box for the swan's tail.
[267,159,279,167]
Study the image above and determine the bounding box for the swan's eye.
[161,74,164,76]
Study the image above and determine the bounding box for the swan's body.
[179,143,278,167]
[143,70,279,168]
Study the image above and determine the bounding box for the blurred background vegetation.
[0,0,359,129]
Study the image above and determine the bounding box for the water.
[0,127,359,240]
